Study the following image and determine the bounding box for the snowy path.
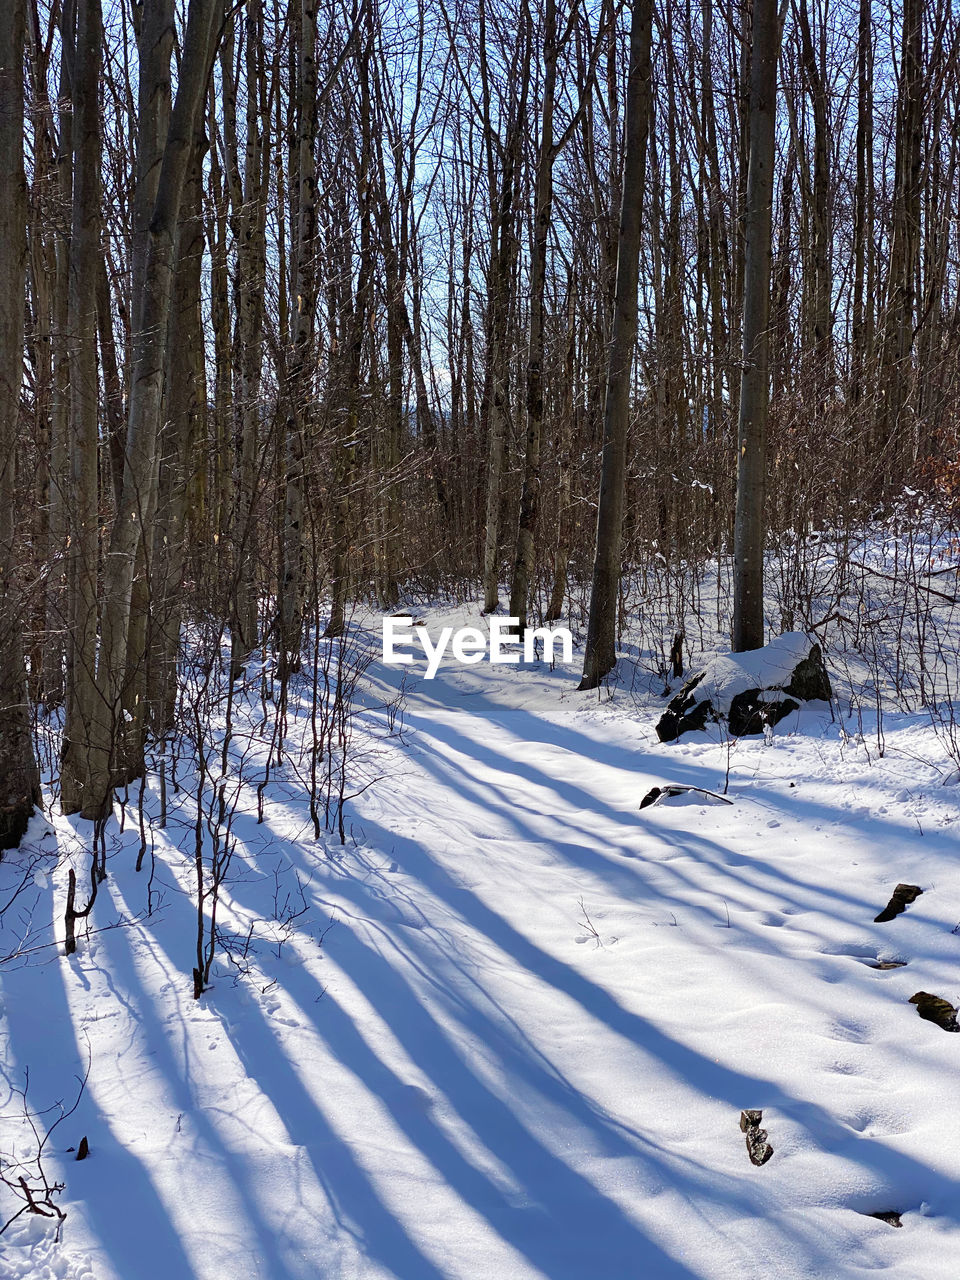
[3,616,960,1278]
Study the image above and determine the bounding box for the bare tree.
[732,0,781,653]
[59,0,104,815]
[579,0,654,688]
[0,0,42,849]
[477,0,530,613]
[79,0,222,818]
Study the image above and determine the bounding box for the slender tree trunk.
[80,0,221,818]
[877,0,924,483]
[207,83,234,558]
[326,15,376,640]
[24,17,58,698]
[479,0,528,613]
[380,262,404,608]
[579,0,654,689]
[794,0,832,396]
[479,160,520,613]
[0,0,42,849]
[231,0,267,680]
[699,0,731,512]
[38,11,72,705]
[60,0,103,815]
[850,0,874,407]
[508,0,559,633]
[545,278,576,621]
[279,0,318,675]
[148,135,208,737]
[97,257,127,512]
[732,0,781,653]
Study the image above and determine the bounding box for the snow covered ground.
[3,597,960,1279]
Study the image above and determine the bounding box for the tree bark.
[0,0,42,849]
[230,0,267,681]
[508,0,559,633]
[278,0,318,674]
[79,0,221,818]
[479,0,528,613]
[147,133,208,740]
[731,0,781,653]
[849,0,875,407]
[60,0,103,815]
[579,0,654,689]
[545,278,577,621]
[876,0,924,483]
[794,0,832,395]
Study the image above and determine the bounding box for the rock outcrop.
[656,633,832,743]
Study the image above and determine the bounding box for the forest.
[1,0,959,1275]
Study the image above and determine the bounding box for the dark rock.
[740,1110,773,1166]
[784,646,832,702]
[728,690,799,737]
[867,1211,903,1227]
[656,674,711,742]
[909,991,960,1032]
[874,883,923,923]
[655,634,832,743]
[639,786,663,809]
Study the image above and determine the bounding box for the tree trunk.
[80,0,221,819]
[794,0,832,396]
[147,134,208,739]
[732,0,781,653]
[508,0,559,633]
[579,0,654,689]
[207,80,234,560]
[230,0,267,681]
[60,0,103,815]
[479,0,528,613]
[877,0,924,483]
[326,14,376,641]
[0,0,42,849]
[27,7,72,706]
[279,0,318,676]
[545,278,577,621]
[850,0,875,408]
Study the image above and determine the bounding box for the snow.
[3,595,960,1279]
[677,631,817,707]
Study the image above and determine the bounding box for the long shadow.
[310,650,935,934]
[403,689,960,990]
[219,809,708,1276]
[405,674,960,865]
[289,666,958,1082]
[260,671,960,1265]
[223,796,883,1278]
[350,811,954,1210]
[213,870,722,1278]
[214,989,458,1280]
[15,656,945,1278]
[94,870,468,1280]
[383,747,960,1069]
[367,764,841,1034]
[70,886,304,1280]
[396,694,956,942]
[0,886,200,1280]
[393,719,882,963]
[381,668,934,913]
